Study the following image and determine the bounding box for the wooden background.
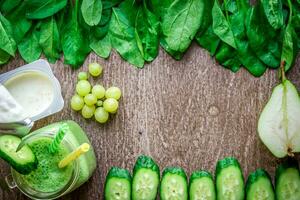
[0,44,300,199]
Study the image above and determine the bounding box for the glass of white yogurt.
[0,59,64,136]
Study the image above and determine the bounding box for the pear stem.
[287,147,294,157]
[280,61,286,82]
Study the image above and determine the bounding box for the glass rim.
[11,129,80,200]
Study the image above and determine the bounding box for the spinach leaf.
[91,1,113,39]
[212,0,237,49]
[90,34,111,58]
[81,0,102,26]
[150,0,172,19]
[281,0,297,71]
[61,0,90,68]
[195,0,220,56]
[6,2,32,43]
[92,23,110,39]
[160,38,183,60]
[109,0,144,67]
[161,0,204,57]
[26,0,67,19]
[215,43,241,72]
[18,24,42,63]
[196,0,213,37]
[0,0,21,14]
[0,14,17,56]
[261,0,284,29]
[135,0,159,62]
[197,26,221,56]
[0,49,10,65]
[246,2,281,68]
[39,16,60,63]
[230,0,267,77]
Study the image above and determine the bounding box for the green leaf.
[90,34,111,58]
[161,0,204,55]
[135,1,159,62]
[212,0,237,49]
[0,14,17,56]
[196,0,213,37]
[81,0,102,26]
[26,0,67,19]
[281,0,297,72]
[6,2,32,43]
[92,23,110,39]
[0,49,11,65]
[215,42,241,72]
[195,0,220,56]
[196,26,220,56]
[39,16,60,63]
[109,3,144,68]
[246,2,281,68]
[91,1,112,39]
[18,25,42,63]
[261,0,284,29]
[0,0,21,14]
[61,0,90,68]
[229,4,267,77]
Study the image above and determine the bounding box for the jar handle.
[5,174,17,189]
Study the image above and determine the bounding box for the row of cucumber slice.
[104,156,300,200]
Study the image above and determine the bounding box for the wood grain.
[0,43,300,199]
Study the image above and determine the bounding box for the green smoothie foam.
[21,138,73,193]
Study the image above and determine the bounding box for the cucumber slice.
[160,167,188,200]
[104,167,132,200]
[132,155,160,200]
[275,159,300,200]
[246,169,275,200]
[189,170,216,200]
[0,135,37,175]
[215,157,245,200]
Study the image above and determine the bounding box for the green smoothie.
[12,120,97,199]
[21,138,73,193]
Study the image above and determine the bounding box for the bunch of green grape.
[70,63,122,124]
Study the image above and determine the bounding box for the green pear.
[258,79,300,158]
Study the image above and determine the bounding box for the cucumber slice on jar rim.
[0,135,38,175]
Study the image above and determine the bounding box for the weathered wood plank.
[0,44,300,199]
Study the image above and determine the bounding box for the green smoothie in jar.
[11,120,97,199]
[21,138,73,193]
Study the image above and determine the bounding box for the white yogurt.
[0,84,27,123]
[4,71,54,118]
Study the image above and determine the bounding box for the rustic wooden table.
[0,44,300,199]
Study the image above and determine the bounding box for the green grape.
[96,100,103,107]
[103,98,119,113]
[77,72,88,80]
[94,107,109,123]
[84,94,97,106]
[76,80,91,96]
[70,95,84,111]
[105,87,122,100]
[88,63,103,77]
[81,105,95,119]
[92,85,106,99]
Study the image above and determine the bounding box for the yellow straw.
[58,143,90,168]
